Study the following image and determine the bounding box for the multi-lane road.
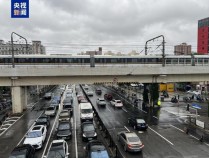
[0,85,209,158]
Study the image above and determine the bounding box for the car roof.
[98,98,105,100]
[124,131,138,137]
[52,139,65,144]
[32,125,44,131]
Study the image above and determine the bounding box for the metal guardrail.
[80,85,124,158]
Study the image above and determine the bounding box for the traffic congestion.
[1,84,209,158]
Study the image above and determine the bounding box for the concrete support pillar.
[23,86,28,110]
[12,86,27,114]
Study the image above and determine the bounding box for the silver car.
[96,98,106,107]
[117,131,144,152]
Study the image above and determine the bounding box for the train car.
[0,54,209,66]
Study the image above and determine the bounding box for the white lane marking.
[41,101,62,158]
[189,134,199,141]
[124,126,130,132]
[75,111,78,158]
[122,108,127,112]
[17,112,43,146]
[204,142,209,147]
[170,124,184,133]
[153,116,158,119]
[0,115,22,137]
[148,127,174,146]
[106,106,111,112]
[29,101,39,109]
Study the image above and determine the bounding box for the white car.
[110,99,123,108]
[44,140,69,158]
[45,106,56,116]
[86,90,94,96]
[23,125,47,149]
[96,98,106,107]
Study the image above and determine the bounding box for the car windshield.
[60,112,69,117]
[116,101,121,103]
[47,107,55,110]
[51,100,57,104]
[99,99,105,102]
[81,109,92,113]
[83,124,94,131]
[64,105,72,109]
[48,148,65,158]
[63,99,71,103]
[58,123,70,130]
[91,145,106,151]
[127,136,140,142]
[91,150,109,158]
[26,131,42,138]
[136,119,145,123]
[37,118,47,123]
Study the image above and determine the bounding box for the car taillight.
[128,144,133,148]
[140,143,144,148]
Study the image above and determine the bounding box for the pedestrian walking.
[187,104,190,111]
[177,94,180,100]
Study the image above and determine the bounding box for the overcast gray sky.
[1,0,209,54]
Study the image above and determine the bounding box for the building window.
[202,47,204,50]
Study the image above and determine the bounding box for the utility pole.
[11,32,28,68]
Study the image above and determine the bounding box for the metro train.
[0,54,208,65]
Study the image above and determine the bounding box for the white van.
[80,102,93,122]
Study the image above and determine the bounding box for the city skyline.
[1,0,209,54]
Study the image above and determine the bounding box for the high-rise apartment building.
[197,17,209,54]
[0,40,46,55]
[174,43,191,55]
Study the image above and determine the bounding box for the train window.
[105,58,111,63]
[84,58,90,63]
[166,59,171,64]
[131,58,137,63]
[43,58,51,63]
[204,59,209,65]
[198,58,203,64]
[171,58,178,64]
[126,58,132,63]
[18,58,26,63]
[148,58,157,63]
[66,58,72,63]
[117,58,123,63]
[95,58,101,63]
[4,58,11,64]
[186,59,191,64]
[111,58,117,63]
[179,58,184,64]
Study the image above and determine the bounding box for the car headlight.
[83,134,86,137]
[37,141,42,145]
[94,133,97,136]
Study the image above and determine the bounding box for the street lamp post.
[11,32,28,68]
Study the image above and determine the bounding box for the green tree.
[150,83,159,106]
